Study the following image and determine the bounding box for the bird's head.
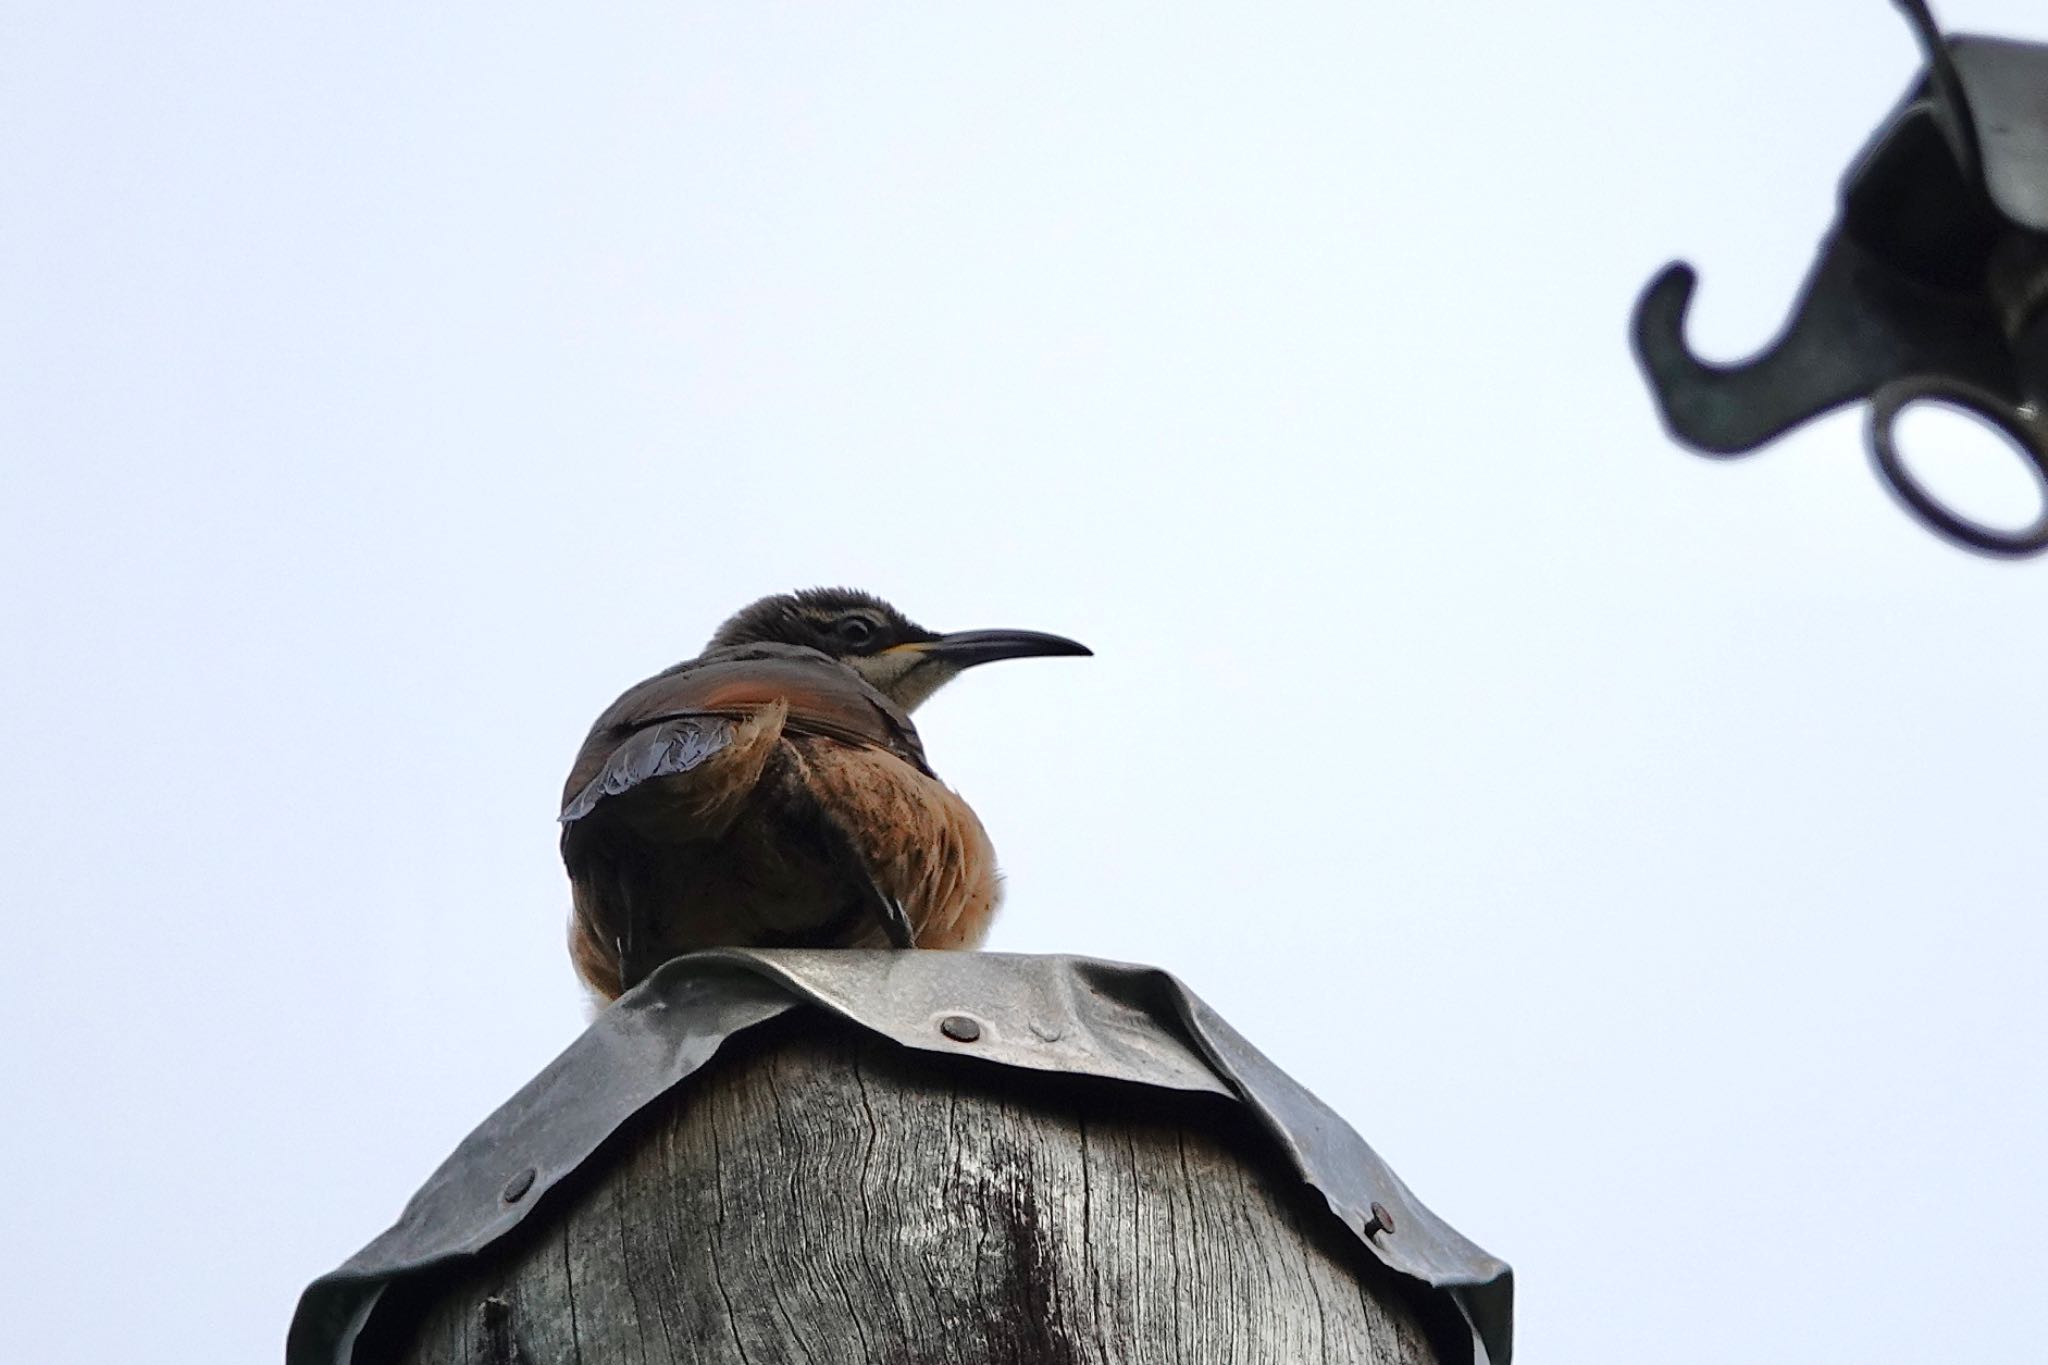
[708,587,1090,711]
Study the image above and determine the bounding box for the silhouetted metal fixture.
[1632,0,2048,557]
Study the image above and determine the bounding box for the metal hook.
[1631,3,2048,558]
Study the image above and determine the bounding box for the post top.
[289,949,1513,1365]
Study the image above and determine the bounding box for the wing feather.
[559,716,737,824]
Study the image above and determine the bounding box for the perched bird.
[560,588,1090,1001]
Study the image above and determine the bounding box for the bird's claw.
[879,895,916,950]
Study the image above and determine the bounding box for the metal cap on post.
[290,951,1513,1365]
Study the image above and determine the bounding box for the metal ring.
[1868,377,2048,557]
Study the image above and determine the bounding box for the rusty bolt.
[1363,1201,1396,1237]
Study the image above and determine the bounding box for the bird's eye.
[836,615,876,646]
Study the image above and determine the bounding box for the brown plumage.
[560,589,1089,1001]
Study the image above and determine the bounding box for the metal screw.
[501,1167,536,1203]
[939,1014,982,1043]
[1362,1201,1396,1237]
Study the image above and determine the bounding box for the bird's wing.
[559,715,739,824]
[559,650,926,823]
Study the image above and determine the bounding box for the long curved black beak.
[915,628,1092,668]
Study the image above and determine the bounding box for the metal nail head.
[1363,1201,1395,1237]
[502,1167,537,1203]
[939,1014,982,1043]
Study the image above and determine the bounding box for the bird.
[559,587,1091,1002]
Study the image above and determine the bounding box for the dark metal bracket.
[1631,0,2048,557]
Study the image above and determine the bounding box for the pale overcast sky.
[5,2,2046,1361]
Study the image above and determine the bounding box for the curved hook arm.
[1892,0,1983,184]
[1631,247,1955,456]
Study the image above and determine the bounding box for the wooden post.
[369,1014,1467,1364]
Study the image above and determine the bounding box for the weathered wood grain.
[383,1013,1458,1364]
